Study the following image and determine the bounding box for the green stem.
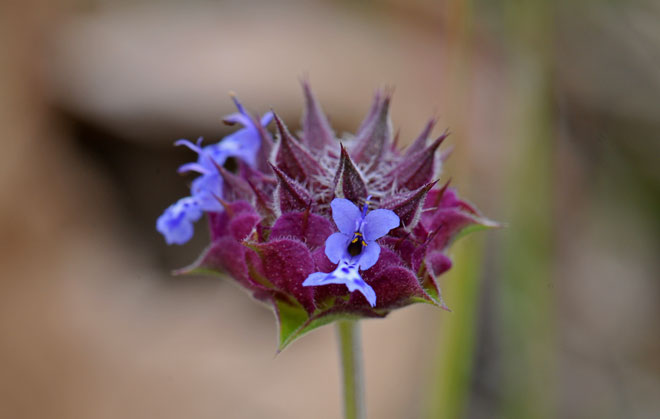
[336,320,366,419]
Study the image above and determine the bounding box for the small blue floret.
[303,197,400,307]
[156,197,203,245]
[157,96,272,245]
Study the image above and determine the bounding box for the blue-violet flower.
[303,197,400,307]
[156,96,272,244]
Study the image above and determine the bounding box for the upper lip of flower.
[326,197,400,271]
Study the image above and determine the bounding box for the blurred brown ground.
[1,1,659,418]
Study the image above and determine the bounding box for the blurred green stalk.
[426,237,486,418]
[497,1,557,416]
[426,1,557,418]
[425,1,483,418]
[337,320,366,419]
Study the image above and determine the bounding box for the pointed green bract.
[275,300,383,351]
[275,300,309,351]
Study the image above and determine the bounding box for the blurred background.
[1,0,659,418]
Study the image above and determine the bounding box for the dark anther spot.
[224,156,238,173]
[341,267,350,273]
[347,240,363,257]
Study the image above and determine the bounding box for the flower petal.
[191,174,223,212]
[331,198,362,235]
[156,197,202,245]
[345,276,377,307]
[357,241,381,271]
[303,260,377,307]
[260,111,274,126]
[230,94,248,115]
[303,272,342,286]
[222,112,252,127]
[177,162,211,175]
[174,138,203,153]
[362,208,400,241]
[324,232,350,264]
[216,129,261,167]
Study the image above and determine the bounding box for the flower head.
[160,82,497,350]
